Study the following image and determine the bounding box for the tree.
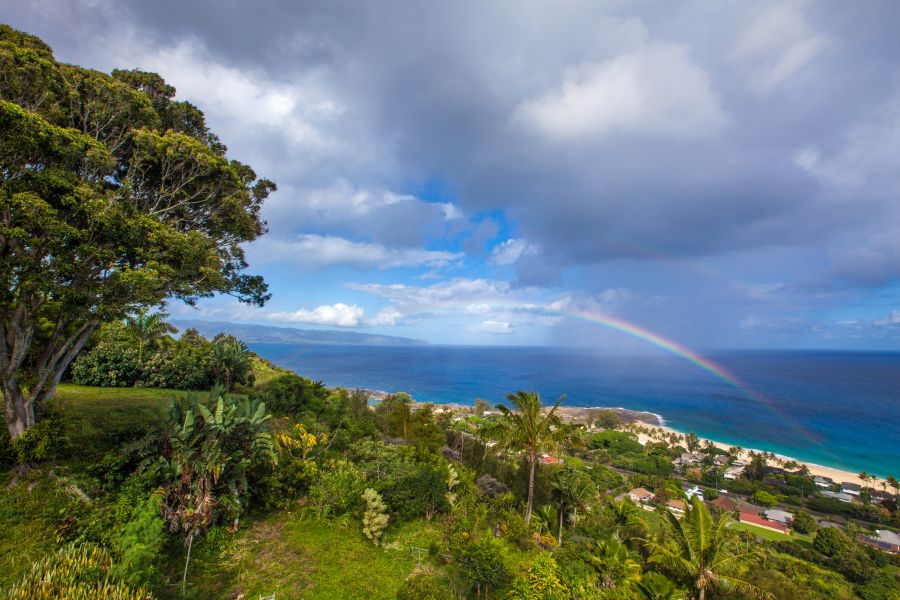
[376,392,413,438]
[474,397,490,417]
[643,497,771,600]
[684,432,701,453]
[858,471,870,491]
[0,26,273,438]
[480,390,574,524]
[453,536,511,598]
[791,511,818,535]
[124,309,176,364]
[635,572,683,600]
[550,468,594,544]
[588,538,642,591]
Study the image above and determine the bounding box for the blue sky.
[8,1,900,349]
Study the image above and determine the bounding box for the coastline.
[360,389,879,487]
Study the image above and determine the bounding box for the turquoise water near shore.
[250,344,900,477]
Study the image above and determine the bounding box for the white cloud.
[490,238,540,266]
[265,303,405,328]
[252,235,463,270]
[268,303,366,327]
[468,320,513,334]
[875,310,900,327]
[512,42,727,141]
[731,2,829,94]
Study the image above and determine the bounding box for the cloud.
[490,238,539,266]
[268,303,366,327]
[266,303,403,327]
[731,1,829,94]
[512,42,727,141]
[251,235,463,270]
[875,310,900,327]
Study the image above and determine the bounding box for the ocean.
[249,344,900,478]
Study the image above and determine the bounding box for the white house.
[764,509,794,525]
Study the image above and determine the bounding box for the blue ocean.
[249,344,900,477]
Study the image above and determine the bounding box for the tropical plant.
[3,544,148,600]
[125,309,176,364]
[606,497,644,540]
[636,572,684,600]
[147,390,275,593]
[212,339,252,390]
[550,468,594,544]
[362,488,389,545]
[480,390,574,523]
[643,497,771,600]
[588,537,642,591]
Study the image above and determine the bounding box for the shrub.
[383,463,449,520]
[11,417,71,463]
[140,343,214,389]
[792,510,818,534]
[396,566,454,600]
[112,494,166,587]
[752,489,780,507]
[2,544,148,599]
[507,553,569,600]
[452,536,511,597]
[256,373,328,415]
[362,488,389,545]
[70,342,141,387]
[307,459,365,519]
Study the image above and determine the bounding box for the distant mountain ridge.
[171,319,427,346]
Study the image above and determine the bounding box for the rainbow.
[427,298,829,452]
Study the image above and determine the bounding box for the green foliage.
[9,417,71,463]
[813,526,850,557]
[140,342,214,390]
[2,544,148,599]
[212,339,253,390]
[792,510,818,534]
[256,372,328,416]
[307,458,365,519]
[376,392,414,438]
[644,497,768,599]
[752,489,780,507]
[383,462,450,520]
[590,430,644,455]
[452,535,511,597]
[507,553,570,600]
[151,392,275,538]
[593,409,623,430]
[362,488,389,545]
[70,342,142,387]
[112,494,165,587]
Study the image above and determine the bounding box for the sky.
[7,0,900,349]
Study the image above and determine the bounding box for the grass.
[180,512,443,599]
[52,384,184,456]
[729,522,812,543]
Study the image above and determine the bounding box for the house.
[628,487,655,504]
[723,465,745,480]
[813,475,833,488]
[713,455,729,468]
[822,490,854,503]
[684,485,704,502]
[539,454,560,465]
[739,512,790,535]
[841,482,861,496]
[710,496,740,512]
[666,499,687,517]
[858,530,900,554]
[764,509,794,525]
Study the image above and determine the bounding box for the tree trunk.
[3,380,34,439]
[525,456,537,524]
[558,505,564,545]
[182,532,194,596]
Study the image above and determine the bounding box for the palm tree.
[550,468,594,544]
[858,471,870,491]
[643,497,771,600]
[589,538,642,591]
[212,340,252,390]
[125,309,177,364]
[480,390,573,524]
[887,475,899,511]
[606,497,644,541]
[636,572,684,600]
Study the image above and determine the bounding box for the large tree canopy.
[0,25,274,437]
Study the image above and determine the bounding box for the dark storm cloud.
[7,0,900,290]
